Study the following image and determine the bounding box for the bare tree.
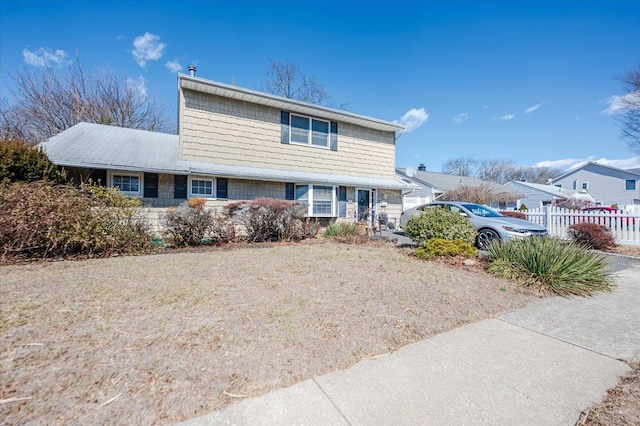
[477,158,516,182]
[614,66,640,153]
[442,156,561,184]
[507,166,561,184]
[0,59,174,144]
[438,184,518,205]
[441,156,478,177]
[261,59,341,107]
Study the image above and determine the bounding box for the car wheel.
[476,229,500,250]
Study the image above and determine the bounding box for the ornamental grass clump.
[323,222,360,238]
[484,236,613,297]
[403,207,476,246]
[323,222,368,244]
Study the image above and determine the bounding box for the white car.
[400,201,548,250]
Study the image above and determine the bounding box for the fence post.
[544,205,551,232]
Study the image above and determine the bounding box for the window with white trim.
[312,186,333,215]
[191,178,214,196]
[294,184,336,216]
[281,111,338,150]
[625,179,636,191]
[290,114,330,147]
[109,172,142,196]
[582,182,588,190]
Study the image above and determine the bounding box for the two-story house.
[551,162,640,210]
[42,70,407,225]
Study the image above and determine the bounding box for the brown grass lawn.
[1,240,547,424]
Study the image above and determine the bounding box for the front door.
[357,189,371,223]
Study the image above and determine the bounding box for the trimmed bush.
[414,238,477,260]
[403,207,476,246]
[568,222,617,251]
[0,181,153,260]
[519,204,528,211]
[225,198,314,242]
[0,139,68,184]
[163,200,234,246]
[500,211,527,220]
[484,236,613,297]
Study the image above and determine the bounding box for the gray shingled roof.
[42,122,406,189]
[505,180,575,198]
[42,122,183,173]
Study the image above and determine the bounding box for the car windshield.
[461,204,503,218]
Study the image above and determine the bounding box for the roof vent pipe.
[188,65,196,77]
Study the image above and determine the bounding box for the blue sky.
[1,0,639,172]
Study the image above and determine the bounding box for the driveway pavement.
[180,255,640,426]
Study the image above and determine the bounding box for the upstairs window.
[582,182,588,190]
[281,111,337,151]
[291,114,329,147]
[625,179,636,191]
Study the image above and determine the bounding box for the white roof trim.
[179,75,405,133]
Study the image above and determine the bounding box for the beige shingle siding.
[179,90,396,180]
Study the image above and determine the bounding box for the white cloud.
[482,105,488,110]
[132,32,165,67]
[535,156,640,171]
[395,108,429,132]
[22,48,69,67]
[602,91,640,115]
[591,157,640,169]
[452,113,468,124]
[165,60,182,73]
[525,102,542,114]
[125,76,147,97]
[495,114,515,121]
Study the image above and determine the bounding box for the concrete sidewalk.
[180,260,640,426]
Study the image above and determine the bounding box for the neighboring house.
[551,161,640,210]
[396,165,521,210]
[503,181,595,209]
[42,71,407,225]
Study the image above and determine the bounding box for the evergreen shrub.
[403,207,476,246]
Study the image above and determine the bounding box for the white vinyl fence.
[523,206,640,246]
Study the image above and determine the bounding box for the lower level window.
[313,186,333,215]
[191,179,213,196]
[113,175,139,192]
[295,184,335,216]
[110,172,142,196]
